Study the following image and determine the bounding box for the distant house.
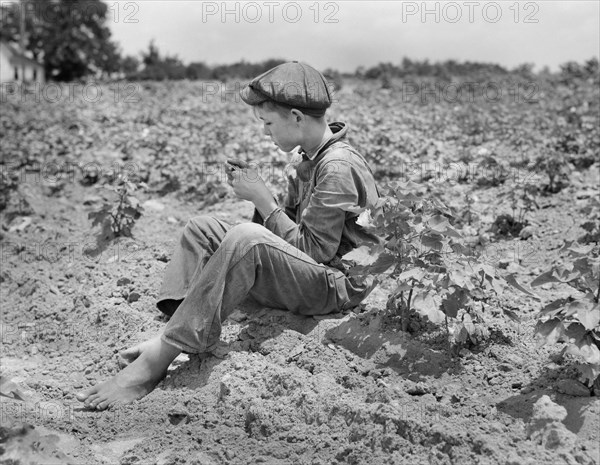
[0,40,45,84]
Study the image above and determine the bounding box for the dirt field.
[1,77,599,465]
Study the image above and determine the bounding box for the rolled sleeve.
[263,206,284,225]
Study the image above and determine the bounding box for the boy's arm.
[262,158,371,264]
[251,173,298,224]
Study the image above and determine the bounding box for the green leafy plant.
[531,243,600,386]
[461,192,480,227]
[492,183,538,237]
[579,196,600,244]
[0,169,17,212]
[474,156,510,187]
[89,176,146,242]
[534,151,571,193]
[0,169,34,227]
[352,181,528,350]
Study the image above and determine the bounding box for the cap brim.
[240,84,269,106]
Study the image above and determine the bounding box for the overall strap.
[312,140,381,197]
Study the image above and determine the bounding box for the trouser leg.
[156,215,231,317]
[161,223,353,354]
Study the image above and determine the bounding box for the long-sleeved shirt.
[254,121,381,267]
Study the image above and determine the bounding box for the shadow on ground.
[496,362,599,437]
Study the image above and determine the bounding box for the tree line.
[1,0,597,84]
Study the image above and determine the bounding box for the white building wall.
[0,42,45,84]
[0,43,16,83]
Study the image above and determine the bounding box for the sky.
[108,1,600,72]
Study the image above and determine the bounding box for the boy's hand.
[226,161,271,203]
[225,159,250,184]
[226,159,250,170]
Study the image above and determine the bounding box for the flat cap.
[240,61,332,116]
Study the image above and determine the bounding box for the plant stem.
[399,291,404,316]
[444,314,451,353]
[402,286,414,333]
[114,187,127,236]
[595,274,600,304]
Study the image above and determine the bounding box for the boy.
[76,61,380,410]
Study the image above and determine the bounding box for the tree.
[121,55,140,76]
[141,40,161,68]
[138,40,187,80]
[583,57,599,78]
[0,0,121,81]
[162,56,186,80]
[323,68,343,91]
[186,61,212,80]
[513,63,535,79]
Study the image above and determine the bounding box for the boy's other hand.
[225,159,250,182]
[226,161,272,204]
[226,159,250,169]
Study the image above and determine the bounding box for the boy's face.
[256,106,301,153]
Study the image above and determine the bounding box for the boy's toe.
[95,400,111,411]
[83,393,102,407]
[76,387,98,402]
[119,347,137,358]
[87,397,103,409]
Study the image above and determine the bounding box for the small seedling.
[493,183,538,237]
[89,176,146,242]
[535,151,571,193]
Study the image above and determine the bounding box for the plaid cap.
[240,61,332,116]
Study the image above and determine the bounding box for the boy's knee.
[186,215,216,234]
[224,223,268,245]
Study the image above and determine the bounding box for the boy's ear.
[290,108,304,123]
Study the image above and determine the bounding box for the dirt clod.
[127,292,141,303]
[556,379,591,397]
[117,277,132,286]
[406,381,431,396]
[527,395,576,451]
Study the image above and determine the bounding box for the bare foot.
[76,336,181,410]
[117,335,162,368]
